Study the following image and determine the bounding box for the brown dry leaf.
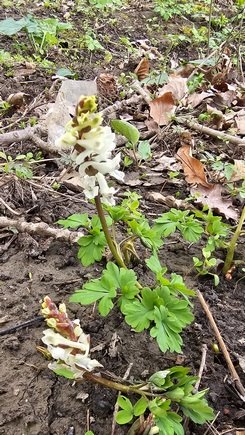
[230,159,245,182]
[212,90,237,109]
[149,92,176,126]
[187,91,213,109]
[96,73,118,101]
[158,74,188,100]
[147,192,192,210]
[134,57,150,80]
[176,145,213,188]
[235,109,245,135]
[236,431,245,435]
[190,184,238,221]
[7,92,26,108]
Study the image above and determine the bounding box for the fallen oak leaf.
[134,57,150,81]
[149,92,176,126]
[190,184,238,221]
[158,74,188,100]
[229,159,245,182]
[235,109,245,135]
[187,91,213,109]
[176,145,213,188]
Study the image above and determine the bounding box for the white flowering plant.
[42,95,216,433]
[40,297,214,434]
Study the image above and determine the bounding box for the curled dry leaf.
[190,184,238,221]
[176,145,213,188]
[96,73,118,101]
[134,57,150,81]
[7,92,26,108]
[229,159,245,182]
[149,92,176,126]
[187,91,213,109]
[149,74,188,126]
[235,109,245,135]
[158,74,188,100]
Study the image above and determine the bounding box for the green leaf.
[149,370,170,387]
[52,366,75,379]
[116,410,134,424]
[155,412,184,435]
[69,270,117,316]
[180,390,214,424]
[111,119,140,146]
[57,213,89,229]
[146,254,163,274]
[122,287,156,332]
[129,219,163,250]
[165,387,185,401]
[0,18,26,36]
[151,306,183,353]
[56,67,75,77]
[77,233,106,266]
[133,397,148,416]
[117,395,134,412]
[138,140,152,161]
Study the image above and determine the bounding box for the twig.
[197,290,245,401]
[131,80,151,104]
[207,0,214,54]
[0,316,44,336]
[237,4,245,82]
[0,197,22,216]
[0,124,55,153]
[193,344,208,393]
[0,217,84,243]
[177,117,245,146]
[101,95,144,118]
[203,411,220,435]
[111,363,133,435]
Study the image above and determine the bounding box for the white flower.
[42,329,89,354]
[82,175,99,200]
[78,153,124,179]
[42,327,102,378]
[76,126,116,163]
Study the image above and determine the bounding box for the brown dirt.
[0,1,245,434]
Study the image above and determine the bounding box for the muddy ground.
[0,1,245,434]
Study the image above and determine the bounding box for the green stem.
[83,370,155,397]
[223,206,245,275]
[95,195,126,268]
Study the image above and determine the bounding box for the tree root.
[0,217,84,243]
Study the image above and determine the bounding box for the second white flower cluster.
[56,95,124,205]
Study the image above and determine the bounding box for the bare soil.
[0,1,245,435]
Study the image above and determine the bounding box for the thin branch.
[0,316,44,336]
[193,344,208,393]
[101,94,144,118]
[207,0,214,54]
[178,117,245,146]
[0,217,84,243]
[197,290,245,401]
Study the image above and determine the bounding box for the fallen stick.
[0,316,44,337]
[0,217,84,243]
[193,344,208,393]
[197,290,245,401]
[101,94,144,118]
[178,118,245,146]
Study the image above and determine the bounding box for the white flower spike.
[57,95,124,204]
